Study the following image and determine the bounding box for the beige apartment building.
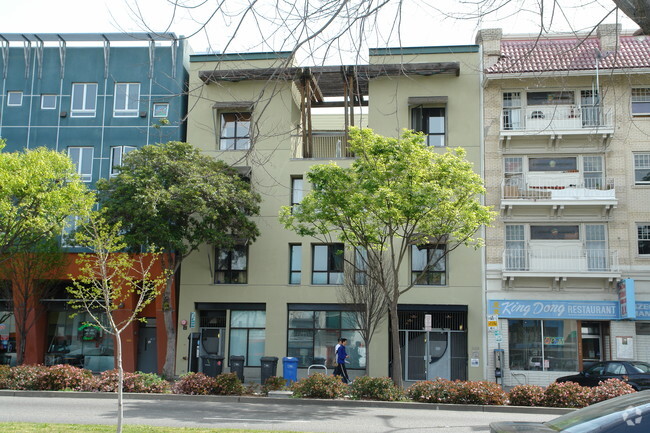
[176,46,486,383]
[477,25,650,387]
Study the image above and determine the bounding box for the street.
[0,395,558,432]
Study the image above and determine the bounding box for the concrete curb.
[0,389,573,415]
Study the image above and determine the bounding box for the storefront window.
[0,312,16,366]
[287,308,362,368]
[508,319,578,371]
[229,310,265,366]
[46,311,114,372]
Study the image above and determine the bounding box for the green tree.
[280,127,495,388]
[97,141,260,378]
[67,212,168,433]
[0,139,94,259]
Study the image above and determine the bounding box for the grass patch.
[0,423,302,433]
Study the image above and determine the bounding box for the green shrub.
[290,373,347,399]
[454,381,508,405]
[172,372,217,395]
[543,381,590,408]
[213,372,245,395]
[0,364,10,389]
[348,376,403,401]
[2,364,48,390]
[406,379,459,403]
[508,384,545,406]
[589,378,636,404]
[262,376,287,395]
[96,370,170,393]
[38,364,97,391]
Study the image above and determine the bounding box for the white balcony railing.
[502,175,615,200]
[503,248,619,273]
[294,131,353,159]
[502,105,613,132]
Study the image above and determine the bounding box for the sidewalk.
[0,389,573,416]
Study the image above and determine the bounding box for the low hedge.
[290,373,347,399]
[348,376,404,401]
[406,379,508,405]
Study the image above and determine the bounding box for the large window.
[113,83,140,117]
[638,224,650,255]
[215,245,248,284]
[229,310,265,367]
[508,319,578,372]
[412,107,446,147]
[631,88,650,116]
[0,309,15,366]
[289,244,302,284]
[530,225,579,240]
[312,244,344,285]
[71,83,98,117]
[110,146,136,177]
[220,112,251,150]
[411,245,446,285]
[527,91,575,106]
[528,157,577,172]
[287,308,363,368]
[634,154,650,185]
[68,147,94,182]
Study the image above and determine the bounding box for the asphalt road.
[0,395,558,433]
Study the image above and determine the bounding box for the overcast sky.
[0,0,637,62]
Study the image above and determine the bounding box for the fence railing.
[294,131,353,158]
[502,105,613,131]
[502,176,615,200]
[503,248,619,273]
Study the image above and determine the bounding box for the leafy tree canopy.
[0,139,95,256]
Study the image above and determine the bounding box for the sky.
[0,0,637,63]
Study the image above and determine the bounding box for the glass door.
[581,322,602,369]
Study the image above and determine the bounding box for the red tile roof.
[487,36,650,73]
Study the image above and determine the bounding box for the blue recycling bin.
[282,356,298,386]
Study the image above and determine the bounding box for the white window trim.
[634,153,650,185]
[68,147,94,182]
[7,91,23,106]
[113,83,140,117]
[631,88,650,116]
[71,83,98,118]
[638,223,650,256]
[152,102,169,118]
[110,146,137,177]
[41,94,57,110]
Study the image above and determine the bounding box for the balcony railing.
[503,248,619,273]
[502,175,615,201]
[501,105,613,132]
[295,131,353,159]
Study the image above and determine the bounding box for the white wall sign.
[616,336,634,359]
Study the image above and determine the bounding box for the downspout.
[478,42,489,383]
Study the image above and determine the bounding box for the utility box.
[230,355,245,382]
[260,356,279,384]
[282,356,298,385]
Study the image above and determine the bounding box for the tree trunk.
[389,299,403,389]
[161,275,176,379]
[116,331,123,433]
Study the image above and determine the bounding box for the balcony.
[294,131,353,159]
[502,105,613,133]
[503,247,620,277]
[501,174,616,217]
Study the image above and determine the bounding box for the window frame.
[110,146,137,177]
[290,176,304,211]
[631,88,650,116]
[40,94,57,110]
[219,111,252,150]
[228,310,266,367]
[67,147,94,182]
[214,244,249,284]
[634,153,650,185]
[113,83,140,117]
[637,224,650,256]
[7,91,23,106]
[311,243,344,285]
[411,244,447,286]
[152,102,169,118]
[70,83,98,118]
[289,244,302,285]
[412,106,446,147]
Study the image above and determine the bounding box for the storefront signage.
[189,311,196,328]
[618,279,636,320]
[489,299,620,320]
[636,302,650,319]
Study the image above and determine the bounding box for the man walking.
[333,337,350,383]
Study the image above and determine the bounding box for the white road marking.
[204,417,309,423]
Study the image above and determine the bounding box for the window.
[71,83,98,117]
[291,176,304,210]
[215,245,248,284]
[508,319,578,371]
[110,146,136,177]
[638,224,650,255]
[411,245,446,285]
[505,225,526,270]
[528,157,577,172]
[61,215,81,247]
[68,147,93,182]
[7,91,22,106]
[354,247,368,285]
[220,112,251,150]
[312,244,344,285]
[289,244,302,284]
[113,83,140,117]
[631,88,650,116]
[634,154,650,185]
[502,92,522,130]
[287,308,363,368]
[152,102,169,118]
[530,225,579,240]
[41,94,57,110]
[527,91,574,106]
[412,107,445,147]
[229,310,265,367]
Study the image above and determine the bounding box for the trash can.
[200,355,224,377]
[230,355,245,382]
[260,356,279,385]
[282,356,298,386]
